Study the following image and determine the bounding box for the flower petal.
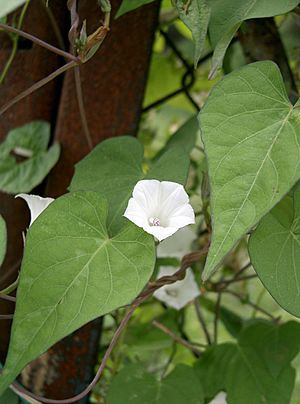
[168,203,195,228]
[123,197,148,228]
[16,194,54,226]
[132,179,161,214]
[154,267,200,310]
[209,392,228,404]
[157,227,196,258]
[142,225,178,242]
[159,181,189,216]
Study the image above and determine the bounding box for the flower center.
[166,289,178,297]
[149,217,160,226]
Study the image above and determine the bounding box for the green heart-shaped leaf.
[107,364,204,404]
[0,191,155,394]
[0,121,60,194]
[195,321,300,403]
[249,184,300,317]
[200,61,300,280]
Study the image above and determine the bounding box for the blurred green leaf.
[195,321,300,403]
[115,0,156,18]
[195,343,234,399]
[174,0,210,68]
[162,115,199,155]
[0,216,6,267]
[0,388,19,404]
[0,121,60,194]
[107,363,204,403]
[200,61,300,280]
[0,191,155,395]
[249,183,300,317]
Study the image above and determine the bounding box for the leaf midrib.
[208,107,294,271]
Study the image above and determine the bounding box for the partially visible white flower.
[123,180,195,242]
[209,392,228,404]
[157,226,196,259]
[16,194,54,226]
[153,266,200,310]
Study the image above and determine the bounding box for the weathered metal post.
[1,0,159,400]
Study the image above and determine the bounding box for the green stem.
[0,60,77,115]
[0,23,79,62]
[0,276,19,295]
[0,0,30,84]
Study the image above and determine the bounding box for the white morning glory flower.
[16,194,54,226]
[153,266,200,310]
[209,392,228,404]
[157,226,196,259]
[123,180,195,242]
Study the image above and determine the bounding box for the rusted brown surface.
[0,0,68,362]
[47,0,160,195]
[19,0,160,402]
[238,17,298,102]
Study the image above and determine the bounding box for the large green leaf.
[195,321,300,403]
[106,364,204,403]
[207,0,299,78]
[0,191,155,394]
[249,184,300,317]
[0,0,27,18]
[69,136,192,235]
[0,121,60,194]
[195,343,234,399]
[0,215,6,267]
[200,61,300,280]
[174,0,210,68]
[115,0,156,18]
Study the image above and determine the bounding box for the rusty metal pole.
[17,0,160,401]
[0,0,69,363]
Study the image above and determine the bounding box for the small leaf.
[115,0,156,18]
[106,364,204,403]
[249,184,300,317]
[0,191,155,394]
[200,61,300,280]
[195,321,300,403]
[207,0,299,78]
[0,0,27,19]
[0,121,60,194]
[0,215,7,267]
[69,136,192,235]
[174,0,210,68]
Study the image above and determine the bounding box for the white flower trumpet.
[153,266,200,310]
[16,194,54,226]
[123,180,195,241]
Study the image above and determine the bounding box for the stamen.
[149,217,160,226]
